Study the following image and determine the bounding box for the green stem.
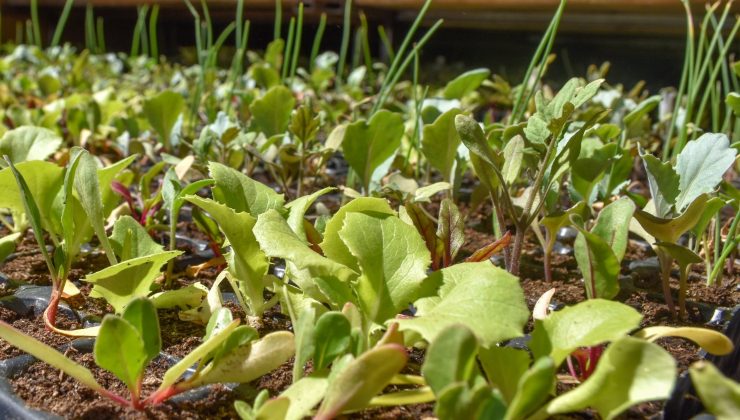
[336,0,353,89]
[309,13,327,72]
[148,4,160,61]
[51,0,74,48]
[30,0,41,47]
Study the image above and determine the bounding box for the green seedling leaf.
[534,299,642,364]
[437,198,465,268]
[435,382,506,420]
[143,90,185,147]
[285,187,335,242]
[209,162,285,216]
[689,361,740,420]
[158,319,240,392]
[398,262,528,346]
[188,331,295,386]
[251,85,295,137]
[403,202,442,269]
[634,326,733,355]
[443,68,490,99]
[3,157,55,278]
[342,110,404,193]
[109,215,163,260]
[0,321,103,392]
[547,337,676,420]
[690,197,726,237]
[186,195,269,315]
[313,311,352,371]
[290,105,320,145]
[316,344,407,420]
[74,148,118,265]
[205,307,234,341]
[573,198,635,299]
[502,135,525,184]
[727,92,740,116]
[280,375,329,420]
[0,232,21,263]
[0,126,62,163]
[505,357,556,420]
[94,315,148,392]
[254,209,356,306]
[675,133,737,213]
[422,108,462,182]
[150,284,207,310]
[421,324,481,396]
[633,193,710,243]
[0,160,62,234]
[320,197,394,272]
[478,345,530,404]
[83,251,182,313]
[339,212,430,323]
[121,297,161,363]
[623,95,660,127]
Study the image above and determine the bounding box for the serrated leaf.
[342,110,404,192]
[689,361,740,420]
[536,299,642,364]
[316,344,407,419]
[209,162,285,216]
[109,215,164,261]
[83,251,182,313]
[186,195,269,314]
[143,90,185,147]
[443,68,490,99]
[94,315,148,391]
[547,337,676,420]
[421,324,480,396]
[285,187,335,242]
[421,108,462,182]
[251,85,295,137]
[675,133,737,212]
[254,209,356,307]
[319,197,394,272]
[398,262,528,346]
[339,212,431,323]
[0,126,62,163]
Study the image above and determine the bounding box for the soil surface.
[0,196,737,419]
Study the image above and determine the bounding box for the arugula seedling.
[0,299,294,410]
[456,77,605,275]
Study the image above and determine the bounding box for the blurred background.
[2,1,738,90]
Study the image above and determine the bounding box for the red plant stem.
[146,384,186,406]
[98,389,132,408]
[43,286,62,330]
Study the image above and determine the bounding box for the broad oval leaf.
[342,110,404,192]
[675,133,737,213]
[121,297,161,364]
[397,262,528,347]
[143,90,185,147]
[689,361,740,419]
[209,161,285,216]
[536,299,642,364]
[94,315,148,391]
[421,324,480,396]
[313,312,352,371]
[443,68,491,99]
[421,108,462,182]
[251,85,295,137]
[547,337,676,420]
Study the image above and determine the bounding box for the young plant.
[2,149,134,335]
[634,132,737,316]
[0,299,294,410]
[456,77,605,275]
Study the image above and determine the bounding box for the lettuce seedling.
[634,132,737,316]
[0,299,294,410]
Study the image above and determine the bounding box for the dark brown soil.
[0,309,79,360]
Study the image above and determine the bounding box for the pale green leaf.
[94,316,148,390]
[675,133,737,212]
[251,85,295,137]
[143,90,185,147]
[109,215,164,261]
[689,361,740,420]
[443,68,490,99]
[547,337,676,420]
[83,251,182,313]
[421,108,462,181]
[0,126,62,163]
[339,212,431,323]
[397,262,528,346]
[421,324,480,396]
[209,161,285,216]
